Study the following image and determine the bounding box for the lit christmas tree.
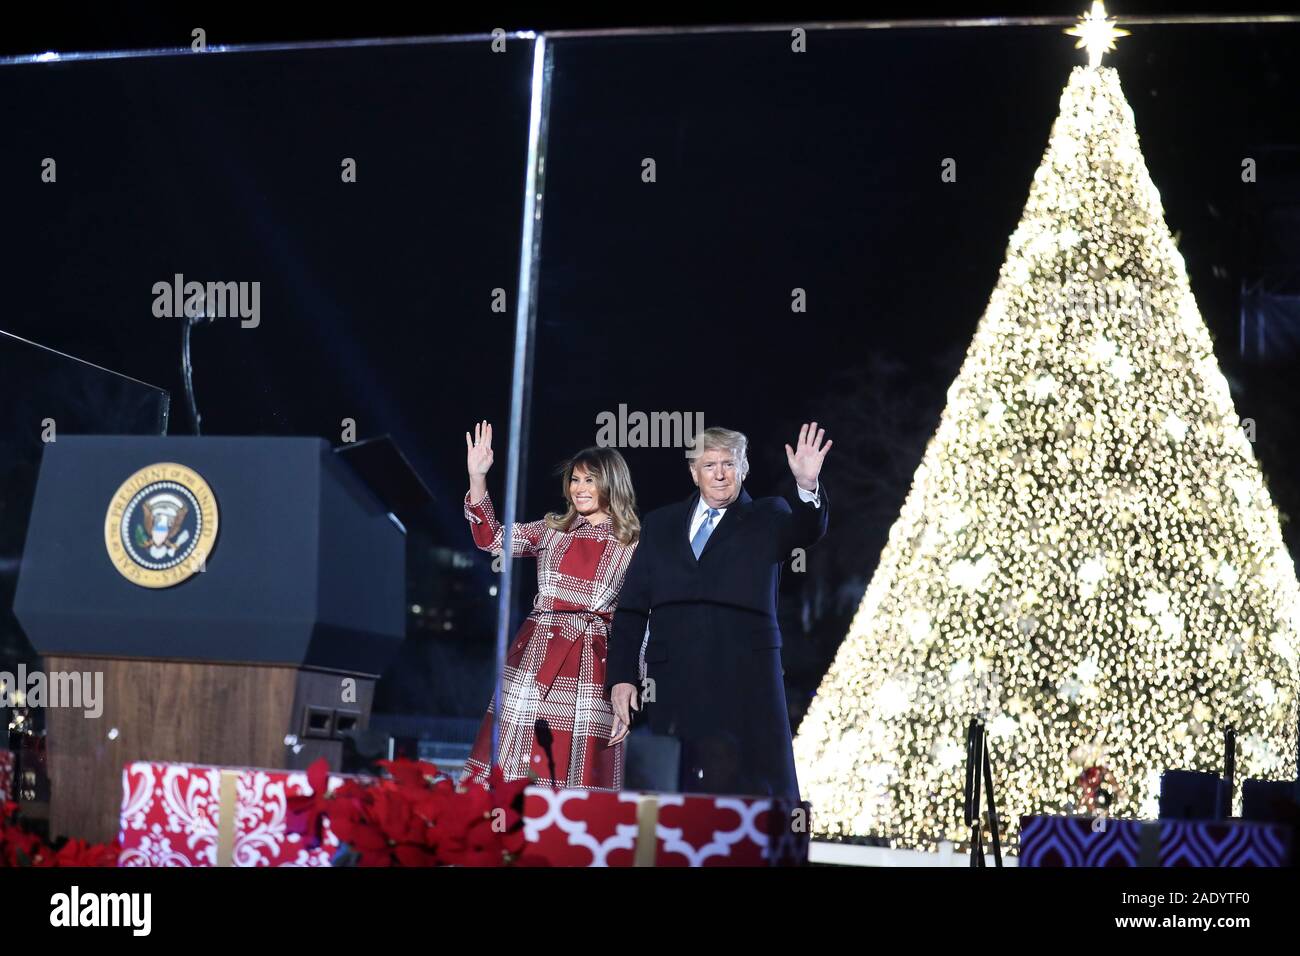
[794,3,1300,850]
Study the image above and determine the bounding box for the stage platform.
[809,841,1016,867]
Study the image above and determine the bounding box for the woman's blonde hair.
[544,446,640,545]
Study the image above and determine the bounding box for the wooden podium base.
[43,655,374,844]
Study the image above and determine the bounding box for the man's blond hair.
[688,426,749,481]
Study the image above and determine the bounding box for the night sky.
[3,20,1299,723]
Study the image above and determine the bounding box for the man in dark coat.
[606,423,831,798]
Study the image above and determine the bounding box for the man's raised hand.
[784,421,831,492]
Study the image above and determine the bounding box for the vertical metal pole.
[982,736,1002,867]
[492,35,552,781]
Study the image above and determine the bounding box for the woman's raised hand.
[466,420,495,476]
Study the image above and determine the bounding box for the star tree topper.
[1065,1,1130,67]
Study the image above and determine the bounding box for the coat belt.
[529,609,612,696]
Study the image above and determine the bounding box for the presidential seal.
[104,463,219,588]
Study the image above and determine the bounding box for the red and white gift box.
[116,760,810,867]
[0,750,13,803]
[522,787,810,866]
[117,761,352,867]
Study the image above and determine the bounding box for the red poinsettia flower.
[3,827,50,867]
[0,803,125,868]
[320,789,368,847]
[326,788,387,863]
[305,755,538,866]
[1,801,20,822]
[392,842,440,866]
[375,757,444,791]
[437,783,490,866]
[409,781,455,853]
[488,769,532,860]
[55,838,121,867]
[286,757,335,849]
[488,770,530,822]
[376,787,427,848]
[432,770,532,866]
[330,778,375,813]
[346,818,397,867]
[340,787,420,867]
[445,812,501,866]
[411,775,454,812]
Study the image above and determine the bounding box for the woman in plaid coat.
[460,421,641,790]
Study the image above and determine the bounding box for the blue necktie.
[692,507,719,559]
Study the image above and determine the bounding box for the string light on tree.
[793,3,1300,850]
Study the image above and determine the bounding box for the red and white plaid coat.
[462,490,638,790]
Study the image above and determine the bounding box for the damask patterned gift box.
[1018,814,1294,867]
[117,760,355,867]
[521,786,810,866]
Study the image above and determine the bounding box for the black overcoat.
[606,481,828,798]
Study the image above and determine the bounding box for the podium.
[14,435,407,843]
